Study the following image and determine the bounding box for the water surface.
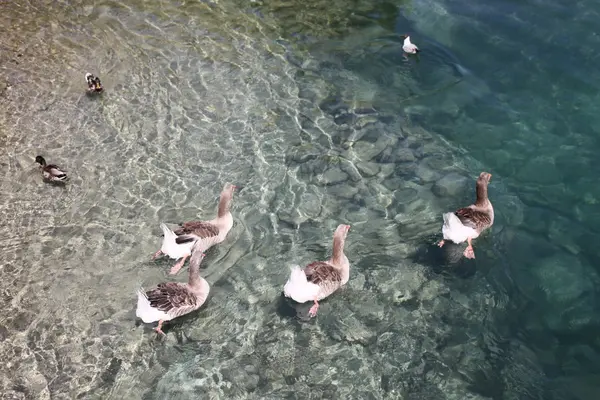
[1,0,599,399]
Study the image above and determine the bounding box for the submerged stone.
[432,172,469,198]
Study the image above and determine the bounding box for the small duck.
[85,73,103,93]
[401,35,420,54]
[35,155,68,183]
[137,242,210,335]
[438,172,494,259]
[283,224,351,317]
[153,183,237,275]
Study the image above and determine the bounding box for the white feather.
[442,212,478,244]
[159,223,194,259]
[283,265,320,303]
[403,36,419,53]
[135,288,172,323]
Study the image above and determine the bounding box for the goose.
[402,35,420,54]
[438,172,494,259]
[283,224,350,317]
[35,155,68,182]
[137,242,210,335]
[85,73,103,93]
[153,183,236,274]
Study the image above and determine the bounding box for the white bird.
[283,224,351,317]
[153,183,236,274]
[137,241,210,335]
[402,35,420,54]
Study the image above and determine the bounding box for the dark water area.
[1,0,599,399]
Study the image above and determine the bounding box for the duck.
[85,73,103,93]
[401,35,420,54]
[283,224,351,317]
[35,155,68,182]
[137,241,210,335]
[152,183,237,275]
[438,172,494,259]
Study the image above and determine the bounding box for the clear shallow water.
[1,0,599,399]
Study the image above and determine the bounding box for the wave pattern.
[0,1,575,400]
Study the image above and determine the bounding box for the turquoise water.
[1,0,599,399]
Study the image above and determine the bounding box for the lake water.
[1,0,599,399]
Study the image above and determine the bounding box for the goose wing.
[303,261,342,285]
[455,206,492,231]
[174,221,219,244]
[145,282,199,318]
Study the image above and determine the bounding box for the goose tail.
[283,265,320,304]
[136,288,167,324]
[442,212,476,244]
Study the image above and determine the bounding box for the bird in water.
[153,183,236,275]
[85,73,103,93]
[283,224,351,317]
[136,241,210,336]
[401,35,420,54]
[35,155,68,183]
[438,172,494,259]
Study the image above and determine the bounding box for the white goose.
[283,224,350,317]
[152,183,236,274]
[137,241,210,335]
[402,35,420,54]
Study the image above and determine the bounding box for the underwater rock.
[517,156,562,185]
[333,112,357,126]
[326,183,360,200]
[339,159,362,182]
[287,144,320,164]
[322,310,377,346]
[528,253,600,333]
[298,192,322,219]
[351,141,383,161]
[395,148,416,163]
[319,166,349,185]
[355,161,380,177]
[415,162,441,183]
[432,172,469,198]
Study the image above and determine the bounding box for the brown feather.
[174,221,219,238]
[455,207,492,232]
[304,261,342,285]
[145,282,198,314]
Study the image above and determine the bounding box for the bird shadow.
[410,235,477,279]
[275,293,315,322]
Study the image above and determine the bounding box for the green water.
[1,0,599,399]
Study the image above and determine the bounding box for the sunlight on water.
[1,0,599,399]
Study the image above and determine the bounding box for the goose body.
[85,73,103,93]
[35,155,68,182]
[283,224,350,317]
[153,183,236,275]
[157,222,195,261]
[438,172,494,259]
[402,35,420,54]
[137,242,210,335]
